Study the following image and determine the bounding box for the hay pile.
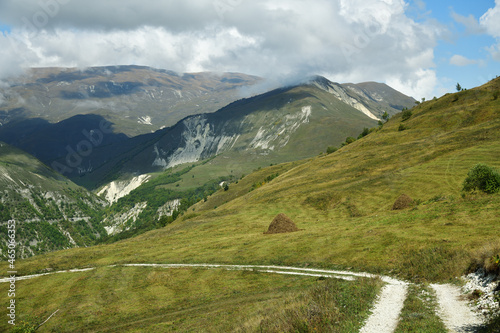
[264,213,299,234]
[392,194,413,210]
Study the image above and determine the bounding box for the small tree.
[223,183,229,191]
[401,109,413,121]
[456,83,462,92]
[382,111,390,122]
[357,127,370,139]
[463,164,500,194]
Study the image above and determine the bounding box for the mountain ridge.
[0,73,414,190]
[0,65,262,136]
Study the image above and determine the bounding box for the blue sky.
[0,0,499,99]
[410,0,500,96]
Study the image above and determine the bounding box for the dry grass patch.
[392,194,414,210]
[468,241,500,275]
[264,213,300,234]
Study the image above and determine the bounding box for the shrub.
[345,137,356,144]
[382,111,390,121]
[401,109,413,121]
[462,164,500,194]
[326,146,338,154]
[340,137,356,148]
[398,124,407,132]
[357,127,370,139]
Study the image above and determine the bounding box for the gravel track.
[359,282,408,333]
[431,283,484,332]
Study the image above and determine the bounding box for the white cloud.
[487,45,500,61]
[385,68,437,100]
[0,0,443,99]
[480,0,500,38]
[451,11,484,35]
[450,55,478,66]
[480,0,500,62]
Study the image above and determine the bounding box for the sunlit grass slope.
[3,78,500,283]
[0,267,381,332]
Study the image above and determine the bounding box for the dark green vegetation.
[0,143,106,259]
[100,162,236,242]
[463,163,500,194]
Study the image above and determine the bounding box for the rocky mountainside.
[0,69,416,190]
[0,142,106,259]
[316,78,417,118]
[49,78,382,189]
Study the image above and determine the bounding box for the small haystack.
[264,213,299,234]
[392,194,413,210]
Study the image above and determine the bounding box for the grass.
[395,284,447,332]
[257,276,383,332]
[5,191,499,282]
[0,267,381,332]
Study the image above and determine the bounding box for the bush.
[357,127,370,139]
[345,137,356,144]
[398,124,407,132]
[401,109,413,121]
[463,164,500,194]
[326,146,338,154]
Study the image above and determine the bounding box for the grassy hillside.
[0,267,381,332]
[93,83,378,239]
[7,77,499,275]
[154,83,379,191]
[1,77,499,331]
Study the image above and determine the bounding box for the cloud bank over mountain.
[0,0,497,98]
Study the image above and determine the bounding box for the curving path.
[0,263,485,332]
[431,283,484,333]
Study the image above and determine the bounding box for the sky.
[0,0,499,100]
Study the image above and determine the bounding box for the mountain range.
[0,66,415,189]
[0,66,417,255]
